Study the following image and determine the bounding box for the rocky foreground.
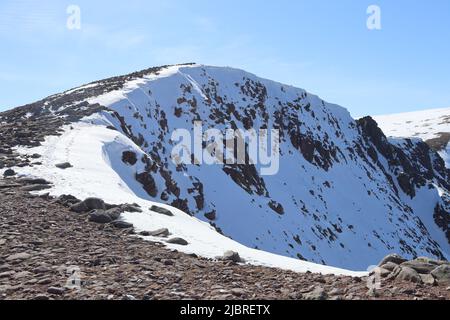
[0,178,449,300]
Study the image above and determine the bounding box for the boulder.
[21,184,52,192]
[221,251,243,263]
[55,162,72,169]
[106,208,123,220]
[431,265,450,286]
[396,267,422,284]
[70,201,89,213]
[145,228,170,238]
[18,178,50,185]
[3,169,15,177]
[400,260,438,274]
[150,205,174,217]
[380,262,398,272]
[83,198,106,210]
[120,203,142,213]
[414,257,443,265]
[167,237,189,246]
[6,252,31,262]
[47,287,65,295]
[379,254,407,267]
[89,211,114,224]
[420,274,436,286]
[112,220,133,229]
[303,287,328,300]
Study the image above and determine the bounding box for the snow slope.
[1,64,449,272]
[374,108,450,141]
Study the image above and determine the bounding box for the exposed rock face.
[122,151,137,166]
[135,172,157,198]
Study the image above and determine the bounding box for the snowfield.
[374,107,450,167]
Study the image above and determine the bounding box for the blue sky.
[1,0,449,116]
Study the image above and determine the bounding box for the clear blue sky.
[1,0,449,117]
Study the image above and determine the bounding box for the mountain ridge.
[1,64,449,271]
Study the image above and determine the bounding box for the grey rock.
[57,194,80,206]
[18,178,50,185]
[105,207,122,220]
[303,287,328,300]
[83,197,106,210]
[21,184,52,192]
[414,257,443,265]
[167,237,189,246]
[431,265,450,286]
[222,251,243,263]
[121,203,142,213]
[0,271,15,278]
[401,260,439,274]
[328,287,345,296]
[3,169,15,177]
[231,288,246,297]
[381,262,399,272]
[70,201,89,213]
[367,288,380,298]
[150,205,174,217]
[55,162,72,169]
[89,211,114,224]
[47,287,65,295]
[371,267,391,278]
[6,252,31,262]
[112,220,133,229]
[396,267,422,284]
[142,228,170,238]
[379,254,407,267]
[420,273,436,286]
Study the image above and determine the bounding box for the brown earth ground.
[0,178,449,301]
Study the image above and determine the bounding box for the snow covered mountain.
[1,63,449,272]
[374,108,450,167]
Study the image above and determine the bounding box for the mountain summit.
[1,64,449,271]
